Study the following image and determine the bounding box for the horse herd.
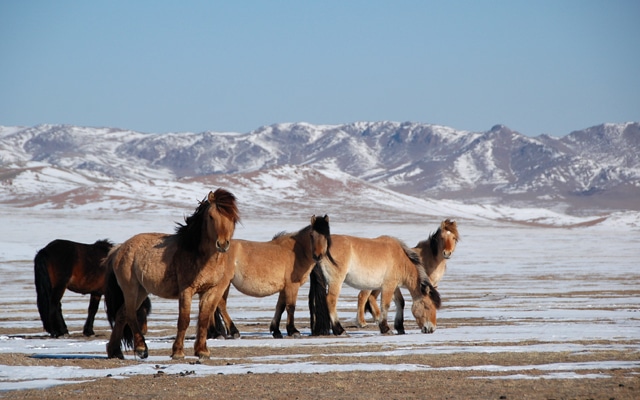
[33,188,460,360]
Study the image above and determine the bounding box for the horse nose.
[216,240,230,253]
[443,250,451,259]
[312,253,323,261]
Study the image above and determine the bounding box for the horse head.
[309,214,337,266]
[205,189,240,253]
[412,280,441,334]
[431,219,459,260]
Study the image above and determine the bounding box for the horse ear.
[208,191,215,203]
[324,214,329,222]
[311,215,317,225]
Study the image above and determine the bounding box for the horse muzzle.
[443,251,452,259]
[216,240,230,253]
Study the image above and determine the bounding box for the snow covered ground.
[0,207,639,391]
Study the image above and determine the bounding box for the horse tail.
[103,250,135,349]
[207,308,228,339]
[33,248,54,335]
[308,263,331,336]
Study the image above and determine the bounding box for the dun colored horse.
[309,234,441,336]
[356,219,460,330]
[208,215,335,339]
[33,239,151,337]
[104,189,240,360]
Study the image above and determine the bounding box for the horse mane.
[311,215,337,266]
[176,188,239,253]
[398,239,430,294]
[93,239,114,252]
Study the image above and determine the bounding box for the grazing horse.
[208,215,335,339]
[104,189,240,360]
[310,235,441,336]
[33,239,152,338]
[34,239,113,337]
[356,219,460,330]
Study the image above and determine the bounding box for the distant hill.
[1,121,638,224]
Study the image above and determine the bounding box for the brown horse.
[356,219,460,331]
[104,189,240,360]
[209,215,335,339]
[33,239,151,337]
[310,234,441,336]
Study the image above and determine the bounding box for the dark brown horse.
[33,239,150,337]
[105,189,240,360]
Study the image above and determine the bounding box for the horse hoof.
[230,332,241,339]
[291,332,301,339]
[108,352,124,360]
[198,353,211,360]
[272,332,283,339]
[171,353,185,360]
[83,329,95,337]
[396,329,406,335]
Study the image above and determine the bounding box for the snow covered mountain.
[1,122,638,225]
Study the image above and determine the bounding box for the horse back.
[328,235,411,289]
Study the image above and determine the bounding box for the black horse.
[34,239,150,337]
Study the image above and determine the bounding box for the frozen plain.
[0,207,639,392]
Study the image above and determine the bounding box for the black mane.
[175,198,210,253]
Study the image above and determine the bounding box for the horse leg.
[83,293,101,336]
[50,286,68,337]
[392,287,406,335]
[270,292,286,339]
[172,291,193,359]
[377,287,395,335]
[326,284,346,336]
[129,295,149,359]
[368,289,382,322]
[106,307,126,359]
[356,290,370,327]
[209,286,240,339]
[284,286,301,338]
[194,286,226,359]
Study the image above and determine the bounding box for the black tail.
[364,296,374,316]
[309,263,331,336]
[33,250,54,335]
[104,262,152,349]
[104,268,135,349]
[207,308,228,339]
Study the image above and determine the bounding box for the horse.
[104,188,240,360]
[309,234,441,336]
[356,219,460,330]
[207,215,335,339]
[33,239,151,338]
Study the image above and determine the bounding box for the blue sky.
[1,0,638,137]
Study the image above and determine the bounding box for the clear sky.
[1,0,638,137]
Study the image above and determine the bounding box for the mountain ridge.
[1,121,638,222]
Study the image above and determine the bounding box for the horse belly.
[231,273,283,297]
[343,269,385,290]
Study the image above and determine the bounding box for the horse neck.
[291,226,314,264]
[415,240,445,277]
